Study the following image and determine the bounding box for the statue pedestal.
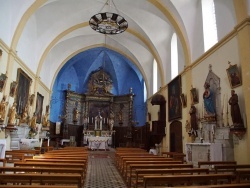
[8,124,30,150]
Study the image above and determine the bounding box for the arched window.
[171,33,178,79]
[202,0,218,51]
[153,59,158,94]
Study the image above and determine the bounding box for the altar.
[87,136,111,150]
[186,142,222,167]
[20,139,40,150]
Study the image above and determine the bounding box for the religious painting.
[226,64,242,88]
[0,73,7,92]
[168,76,182,121]
[180,93,187,108]
[9,81,18,97]
[190,88,199,104]
[35,92,44,124]
[16,68,32,115]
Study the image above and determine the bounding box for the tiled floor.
[84,148,127,188]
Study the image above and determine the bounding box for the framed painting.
[35,92,44,124]
[16,68,32,116]
[190,88,199,104]
[9,81,18,97]
[226,64,242,88]
[168,75,182,121]
[180,93,187,108]
[0,73,7,92]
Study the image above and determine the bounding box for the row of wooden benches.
[0,147,89,188]
[114,147,250,188]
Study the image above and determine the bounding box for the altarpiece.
[61,68,134,147]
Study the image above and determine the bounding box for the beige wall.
[147,21,250,163]
[0,42,50,142]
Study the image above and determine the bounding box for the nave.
[85,149,126,188]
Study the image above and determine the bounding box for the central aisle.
[84,149,127,188]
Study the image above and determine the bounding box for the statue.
[73,107,79,123]
[8,102,17,125]
[118,110,123,122]
[229,90,243,126]
[0,95,8,123]
[29,113,37,138]
[203,82,216,119]
[29,94,35,106]
[42,105,50,127]
[19,104,29,124]
[95,111,102,130]
[109,110,115,130]
[189,105,198,132]
[30,112,37,129]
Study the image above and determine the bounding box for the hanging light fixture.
[89,0,128,35]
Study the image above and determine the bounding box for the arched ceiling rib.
[1,0,237,97]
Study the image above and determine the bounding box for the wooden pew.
[126,163,193,187]
[24,158,87,164]
[33,155,88,160]
[214,164,250,174]
[0,159,6,167]
[143,174,235,188]
[0,186,77,188]
[5,150,39,163]
[235,169,250,183]
[0,173,82,188]
[156,183,250,188]
[132,168,209,188]
[161,152,186,163]
[14,162,86,169]
[0,166,85,183]
[198,161,237,169]
[119,157,172,173]
[115,153,154,166]
[124,160,182,178]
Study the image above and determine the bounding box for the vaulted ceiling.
[0,0,237,97]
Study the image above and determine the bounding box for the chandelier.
[89,0,128,35]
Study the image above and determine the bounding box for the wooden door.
[170,121,183,153]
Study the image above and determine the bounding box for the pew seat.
[143,174,235,188]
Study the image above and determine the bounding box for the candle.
[40,138,43,147]
[47,139,50,147]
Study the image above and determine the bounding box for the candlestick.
[40,138,43,147]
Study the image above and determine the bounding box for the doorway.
[170,121,183,153]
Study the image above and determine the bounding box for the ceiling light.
[89,0,128,35]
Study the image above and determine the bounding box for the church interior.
[0,0,250,187]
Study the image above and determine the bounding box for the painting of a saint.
[226,64,242,88]
[168,76,182,121]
